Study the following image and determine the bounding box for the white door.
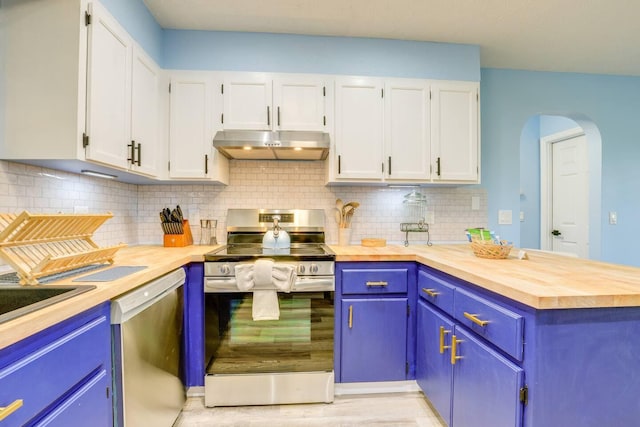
[85,1,131,169]
[384,79,430,181]
[431,82,479,182]
[335,77,384,180]
[130,45,159,177]
[551,134,589,257]
[222,75,272,130]
[273,77,326,131]
[169,75,211,178]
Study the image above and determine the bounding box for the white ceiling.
[142,0,640,76]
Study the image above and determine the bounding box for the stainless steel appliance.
[111,268,186,426]
[203,209,335,407]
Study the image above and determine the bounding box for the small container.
[200,219,218,245]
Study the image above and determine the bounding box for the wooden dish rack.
[0,211,126,285]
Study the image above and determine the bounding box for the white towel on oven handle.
[234,259,297,320]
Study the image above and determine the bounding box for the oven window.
[205,292,334,375]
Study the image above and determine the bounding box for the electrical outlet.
[609,211,617,225]
[520,211,525,222]
[74,206,89,214]
[471,196,480,211]
[498,210,513,225]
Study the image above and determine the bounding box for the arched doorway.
[519,114,602,259]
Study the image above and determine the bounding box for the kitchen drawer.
[454,288,524,361]
[418,269,455,316]
[341,268,408,295]
[0,313,110,427]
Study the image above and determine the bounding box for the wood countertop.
[330,243,640,310]
[0,245,219,350]
[3,243,640,350]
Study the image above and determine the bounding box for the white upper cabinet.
[431,81,479,182]
[221,74,272,130]
[384,79,431,181]
[85,1,132,170]
[130,45,161,177]
[169,72,229,183]
[273,77,326,131]
[334,77,384,180]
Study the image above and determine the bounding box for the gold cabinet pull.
[439,326,451,354]
[463,312,489,327]
[366,281,388,287]
[450,335,462,365]
[0,399,23,421]
[348,305,353,328]
[422,288,440,298]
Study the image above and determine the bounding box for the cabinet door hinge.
[82,133,89,148]
[106,386,110,399]
[221,84,224,94]
[85,11,92,26]
[519,385,528,406]
[323,86,326,97]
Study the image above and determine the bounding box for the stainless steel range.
[203,209,335,407]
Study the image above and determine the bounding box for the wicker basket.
[470,238,513,259]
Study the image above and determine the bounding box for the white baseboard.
[334,380,420,396]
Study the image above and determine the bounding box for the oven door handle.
[205,277,334,292]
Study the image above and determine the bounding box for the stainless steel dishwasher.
[111,268,186,427]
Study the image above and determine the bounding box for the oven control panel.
[205,261,334,277]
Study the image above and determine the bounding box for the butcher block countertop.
[0,245,219,350]
[3,243,640,350]
[331,244,640,310]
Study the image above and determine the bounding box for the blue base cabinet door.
[341,298,408,382]
[416,300,454,426]
[451,326,524,427]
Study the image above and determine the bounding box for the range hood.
[212,130,330,160]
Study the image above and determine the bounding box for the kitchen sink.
[0,285,96,324]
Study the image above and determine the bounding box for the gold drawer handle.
[348,305,353,329]
[463,312,489,327]
[439,326,451,354]
[450,335,462,365]
[0,399,23,421]
[422,288,440,298]
[366,281,388,287]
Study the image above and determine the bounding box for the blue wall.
[101,0,163,64]
[481,69,640,266]
[519,116,541,249]
[163,30,480,81]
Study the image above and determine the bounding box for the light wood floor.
[174,392,446,427]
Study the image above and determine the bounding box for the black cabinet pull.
[267,106,270,126]
[436,157,441,176]
[338,155,341,174]
[136,143,141,166]
[388,156,392,175]
[127,141,135,164]
[277,106,280,127]
[205,154,209,175]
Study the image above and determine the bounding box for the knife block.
[163,219,193,247]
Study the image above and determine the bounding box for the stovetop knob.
[219,264,231,275]
[297,264,306,274]
[310,264,319,274]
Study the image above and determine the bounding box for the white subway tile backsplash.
[0,160,487,252]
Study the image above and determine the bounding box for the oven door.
[204,290,334,375]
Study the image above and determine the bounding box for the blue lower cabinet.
[340,298,408,382]
[0,303,112,427]
[451,326,524,427]
[416,300,454,426]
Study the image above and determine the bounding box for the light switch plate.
[498,210,513,225]
[519,211,525,222]
[609,211,617,225]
